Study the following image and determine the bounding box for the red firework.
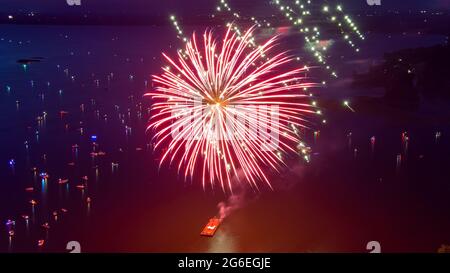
[146,26,316,193]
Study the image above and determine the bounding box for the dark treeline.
[353,43,450,108]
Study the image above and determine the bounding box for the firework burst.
[146,26,317,193]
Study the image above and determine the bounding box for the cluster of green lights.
[325,4,364,51]
[275,0,353,79]
[169,15,187,43]
[169,15,189,59]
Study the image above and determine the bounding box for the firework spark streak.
[146,26,316,193]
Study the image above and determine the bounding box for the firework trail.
[146,26,317,193]
[215,0,364,79]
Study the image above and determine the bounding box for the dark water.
[0,25,449,253]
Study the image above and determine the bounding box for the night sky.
[2,0,450,16]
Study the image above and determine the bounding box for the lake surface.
[0,24,449,252]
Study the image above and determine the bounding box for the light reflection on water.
[207,227,237,253]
